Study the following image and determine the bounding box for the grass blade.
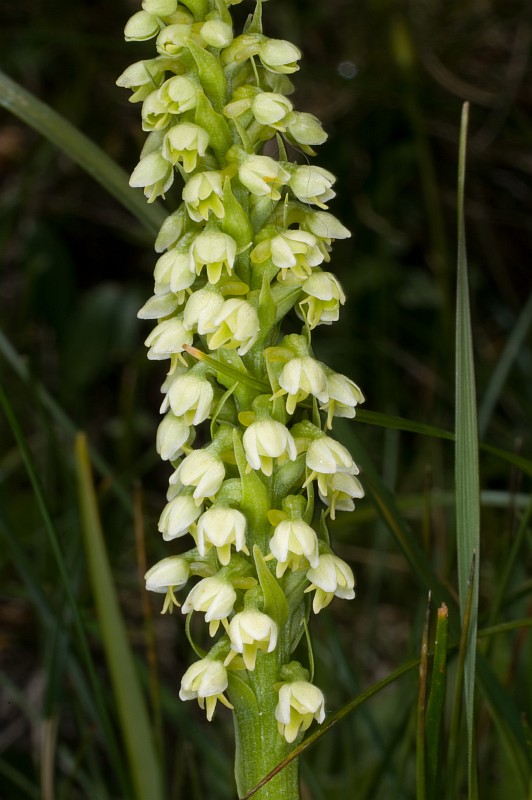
[0,68,165,236]
[426,603,448,800]
[75,432,164,800]
[455,101,480,796]
[416,596,431,800]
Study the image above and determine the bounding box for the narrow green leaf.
[426,603,449,800]
[454,101,480,796]
[253,544,289,628]
[187,38,227,111]
[75,433,164,800]
[448,555,476,800]
[183,343,269,393]
[195,90,232,159]
[416,597,431,800]
[0,69,165,236]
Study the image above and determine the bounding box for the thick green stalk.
[234,652,299,799]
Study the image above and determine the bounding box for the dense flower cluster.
[121,0,364,745]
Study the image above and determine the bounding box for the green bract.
[119,0,365,789]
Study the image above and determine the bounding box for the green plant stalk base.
[233,655,299,800]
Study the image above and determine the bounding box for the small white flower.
[269,519,319,577]
[305,435,358,497]
[162,123,209,172]
[145,555,190,613]
[251,229,324,281]
[182,575,237,635]
[289,166,336,209]
[321,371,365,429]
[243,419,297,476]
[305,553,355,613]
[144,318,193,360]
[179,658,233,721]
[190,228,237,285]
[156,413,192,461]
[298,271,346,329]
[153,248,195,298]
[158,493,202,540]
[171,449,225,505]
[207,298,260,356]
[225,610,278,671]
[116,58,166,103]
[277,356,329,415]
[129,150,174,203]
[141,90,174,131]
[183,288,225,334]
[167,370,214,425]
[317,471,364,520]
[238,155,290,201]
[275,681,325,743]
[182,171,225,223]
[258,38,302,74]
[196,506,248,565]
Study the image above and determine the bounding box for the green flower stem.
[234,652,299,799]
[119,2,359,797]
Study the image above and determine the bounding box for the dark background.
[1,0,531,797]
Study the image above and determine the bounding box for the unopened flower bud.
[258,38,302,75]
[142,0,178,16]
[200,19,233,48]
[124,10,161,42]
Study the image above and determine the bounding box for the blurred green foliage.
[1,0,531,798]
